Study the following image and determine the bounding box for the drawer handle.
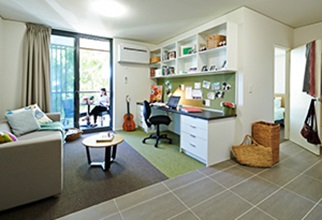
[190,134,196,138]
[190,125,197,128]
[189,143,196,147]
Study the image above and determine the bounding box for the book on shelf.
[180,106,202,113]
[96,132,114,142]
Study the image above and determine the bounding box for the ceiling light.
[92,0,127,18]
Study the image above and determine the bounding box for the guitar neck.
[127,101,130,115]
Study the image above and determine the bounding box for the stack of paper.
[96,132,114,142]
[180,107,202,113]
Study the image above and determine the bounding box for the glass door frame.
[51,30,114,132]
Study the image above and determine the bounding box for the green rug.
[116,129,205,178]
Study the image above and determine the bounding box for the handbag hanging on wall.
[300,99,321,145]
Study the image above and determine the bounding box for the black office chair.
[142,100,172,147]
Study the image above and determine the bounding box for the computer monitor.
[167,96,181,109]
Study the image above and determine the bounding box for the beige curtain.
[22,23,51,112]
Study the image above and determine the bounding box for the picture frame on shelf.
[181,46,193,56]
[221,60,227,70]
[199,46,207,52]
[209,65,217,71]
[201,65,208,72]
[189,67,197,72]
[162,51,169,60]
[169,51,176,59]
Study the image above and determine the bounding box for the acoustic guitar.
[122,95,136,131]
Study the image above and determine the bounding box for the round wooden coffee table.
[82,134,124,170]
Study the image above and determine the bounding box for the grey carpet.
[0,133,168,220]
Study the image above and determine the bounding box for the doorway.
[274,47,288,142]
[49,31,113,132]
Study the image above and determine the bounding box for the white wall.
[0,19,25,119]
[294,22,322,47]
[0,17,3,97]
[113,38,154,130]
[274,48,286,94]
[234,8,293,142]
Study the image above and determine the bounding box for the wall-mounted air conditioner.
[118,43,149,64]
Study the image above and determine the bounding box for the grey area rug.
[0,133,168,220]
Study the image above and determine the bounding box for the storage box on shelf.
[206,34,226,49]
[155,68,162,77]
[150,68,156,77]
[150,56,160,64]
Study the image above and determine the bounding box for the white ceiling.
[1,0,322,44]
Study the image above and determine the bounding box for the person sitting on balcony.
[83,88,109,127]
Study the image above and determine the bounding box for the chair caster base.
[143,134,172,148]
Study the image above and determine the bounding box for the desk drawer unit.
[180,114,235,166]
[181,116,208,139]
[180,115,208,162]
[136,104,144,128]
[181,132,207,161]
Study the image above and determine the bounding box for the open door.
[289,40,321,155]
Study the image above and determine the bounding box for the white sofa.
[0,113,63,211]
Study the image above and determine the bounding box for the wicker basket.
[252,121,280,164]
[232,135,273,167]
[65,128,83,142]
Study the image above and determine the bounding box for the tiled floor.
[58,141,322,220]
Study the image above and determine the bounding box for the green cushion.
[0,132,13,144]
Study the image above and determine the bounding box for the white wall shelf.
[151,69,235,79]
[149,21,237,78]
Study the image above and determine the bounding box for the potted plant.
[220,101,236,115]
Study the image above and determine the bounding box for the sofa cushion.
[0,131,15,144]
[5,110,40,136]
[4,131,17,142]
[30,104,53,124]
[0,120,11,133]
[6,104,52,125]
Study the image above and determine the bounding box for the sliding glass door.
[50,35,76,127]
[50,31,113,132]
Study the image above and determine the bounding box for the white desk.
[136,103,236,166]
